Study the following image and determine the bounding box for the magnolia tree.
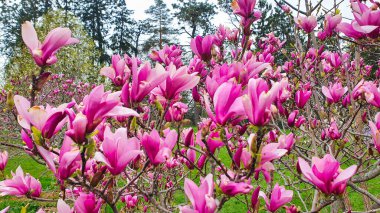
[1,0,380,212]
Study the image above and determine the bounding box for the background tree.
[4,10,101,85]
[172,0,217,39]
[142,0,176,53]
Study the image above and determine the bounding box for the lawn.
[0,148,378,212]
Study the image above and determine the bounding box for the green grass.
[0,149,378,212]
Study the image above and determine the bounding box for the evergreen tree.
[142,0,175,53]
[172,0,217,38]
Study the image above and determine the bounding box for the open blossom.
[141,128,178,166]
[94,127,142,175]
[100,54,130,87]
[298,154,357,195]
[21,21,79,67]
[0,166,42,197]
[0,151,8,171]
[122,195,138,209]
[57,136,81,181]
[327,120,341,140]
[150,45,183,68]
[362,81,380,108]
[369,112,380,153]
[74,192,102,213]
[158,63,200,100]
[79,85,138,134]
[350,1,380,38]
[165,102,188,122]
[232,0,261,35]
[219,171,253,196]
[242,78,281,126]
[130,58,168,102]
[322,82,348,104]
[14,95,69,139]
[205,82,245,125]
[278,133,296,152]
[254,142,287,183]
[320,14,342,37]
[294,15,317,33]
[259,184,293,212]
[180,174,217,213]
[190,35,214,61]
[57,199,73,213]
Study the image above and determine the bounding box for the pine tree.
[172,0,216,38]
[142,0,175,53]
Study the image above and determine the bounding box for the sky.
[124,0,353,45]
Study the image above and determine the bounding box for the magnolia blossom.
[190,35,214,61]
[158,63,200,100]
[75,85,138,135]
[180,174,217,213]
[100,54,130,87]
[205,82,245,125]
[298,154,357,195]
[94,127,142,175]
[0,166,42,197]
[294,89,312,109]
[294,15,317,33]
[74,192,102,213]
[278,133,296,152]
[322,82,348,104]
[14,95,69,139]
[259,184,293,212]
[57,199,73,213]
[130,58,168,102]
[254,142,287,182]
[0,151,8,171]
[219,171,253,196]
[21,21,79,66]
[57,136,81,181]
[165,102,189,122]
[141,128,178,166]
[319,14,342,38]
[243,78,281,126]
[150,45,183,68]
[369,112,380,153]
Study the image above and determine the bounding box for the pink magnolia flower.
[322,82,348,104]
[321,14,342,37]
[165,102,189,122]
[219,171,253,196]
[0,207,9,213]
[150,45,183,68]
[242,78,281,126]
[122,195,138,209]
[336,22,366,39]
[79,85,138,134]
[180,174,217,213]
[294,89,312,109]
[21,21,79,67]
[0,151,8,171]
[259,184,293,212]
[130,58,168,103]
[327,120,342,140]
[281,5,291,13]
[232,0,257,19]
[298,154,357,195]
[74,192,102,213]
[284,205,299,213]
[350,1,380,38]
[57,136,81,181]
[278,133,296,152]
[94,127,142,175]
[57,199,73,213]
[14,95,69,139]
[141,128,178,166]
[190,35,214,61]
[0,166,42,197]
[294,15,317,33]
[205,82,245,125]
[254,142,287,182]
[100,54,129,87]
[369,112,380,153]
[158,64,200,100]
[362,81,380,107]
